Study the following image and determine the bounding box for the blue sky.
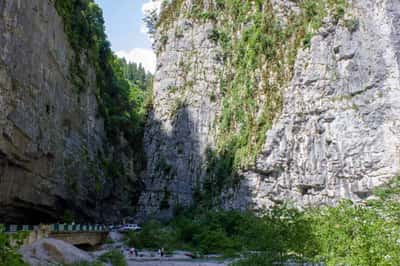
[94,0,161,73]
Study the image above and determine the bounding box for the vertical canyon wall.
[0,0,138,223]
[139,0,400,218]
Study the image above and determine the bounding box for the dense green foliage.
[0,225,27,266]
[54,0,151,146]
[99,250,127,266]
[119,59,153,92]
[125,207,315,260]
[126,178,400,265]
[308,201,400,265]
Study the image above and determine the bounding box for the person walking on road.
[129,247,135,257]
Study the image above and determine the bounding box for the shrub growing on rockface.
[54,0,152,147]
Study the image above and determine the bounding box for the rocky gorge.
[1,0,400,224]
[3,0,400,265]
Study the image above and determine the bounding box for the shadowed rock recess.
[137,0,400,219]
[0,0,140,223]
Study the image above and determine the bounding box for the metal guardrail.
[4,224,107,233]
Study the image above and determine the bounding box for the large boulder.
[19,238,93,266]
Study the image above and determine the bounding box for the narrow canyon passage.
[2,0,400,265]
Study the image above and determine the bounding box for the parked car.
[108,224,123,231]
[119,224,141,232]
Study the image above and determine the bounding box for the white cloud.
[119,1,165,73]
[116,48,156,74]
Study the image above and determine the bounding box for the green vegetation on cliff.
[213,0,346,196]
[54,0,151,146]
[53,0,153,217]
[157,0,347,205]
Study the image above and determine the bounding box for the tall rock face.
[141,0,400,217]
[137,1,223,219]
[230,0,400,210]
[0,0,137,223]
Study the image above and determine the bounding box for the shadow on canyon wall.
[137,105,256,221]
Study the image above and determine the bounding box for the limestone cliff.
[232,0,400,210]
[137,1,223,218]
[139,0,400,217]
[0,0,139,223]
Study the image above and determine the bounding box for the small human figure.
[157,248,161,257]
[161,247,164,257]
[134,248,138,257]
[130,247,135,257]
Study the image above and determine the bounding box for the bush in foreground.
[126,178,400,265]
[0,225,27,266]
[98,250,127,266]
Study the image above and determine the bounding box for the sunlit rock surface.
[141,0,400,216]
[226,0,400,210]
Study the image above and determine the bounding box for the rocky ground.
[18,232,229,266]
[100,232,229,266]
[122,251,227,266]
[93,247,228,266]
[126,261,227,266]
